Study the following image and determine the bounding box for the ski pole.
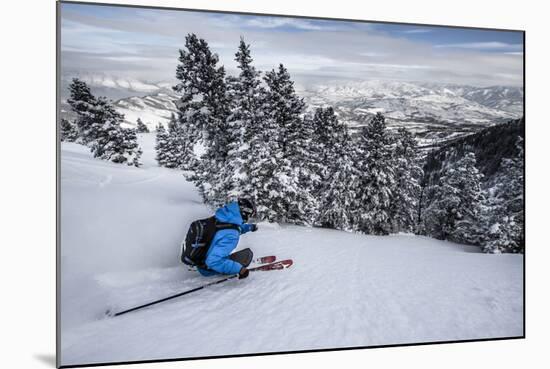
[111,274,239,317]
[109,260,290,317]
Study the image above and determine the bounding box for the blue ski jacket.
[198,201,255,276]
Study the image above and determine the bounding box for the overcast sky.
[60,3,524,88]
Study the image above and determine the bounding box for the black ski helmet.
[238,198,256,222]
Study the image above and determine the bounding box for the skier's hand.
[250,224,258,232]
[238,267,249,279]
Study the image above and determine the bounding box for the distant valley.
[60,76,523,147]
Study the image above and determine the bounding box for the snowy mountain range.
[299,80,523,146]
[303,80,523,115]
[60,76,523,145]
[60,75,178,128]
[61,73,173,99]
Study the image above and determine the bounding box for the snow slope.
[59,134,523,366]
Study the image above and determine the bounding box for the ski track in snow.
[59,134,523,366]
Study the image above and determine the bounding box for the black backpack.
[181,216,240,268]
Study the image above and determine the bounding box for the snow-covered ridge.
[62,74,169,94]
[113,92,178,130]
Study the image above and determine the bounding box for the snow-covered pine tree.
[389,128,423,233]
[67,79,142,167]
[155,123,169,167]
[483,137,524,253]
[259,64,314,224]
[311,106,342,167]
[136,118,149,133]
[89,98,142,167]
[483,207,522,254]
[159,113,192,169]
[118,127,143,167]
[310,107,353,226]
[165,114,182,168]
[67,78,100,144]
[316,121,359,231]
[242,113,283,222]
[354,112,396,235]
[173,33,231,204]
[60,118,78,142]
[284,104,318,224]
[221,37,265,202]
[424,152,485,244]
[296,112,320,201]
[264,64,307,160]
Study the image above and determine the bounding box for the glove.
[250,224,258,232]
[238,267,249,279]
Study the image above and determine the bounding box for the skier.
[197,198,258,279]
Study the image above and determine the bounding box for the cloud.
[60,4,524,88]
[361,63,433,70]
[244,17,323,30]
[402,29,432,34]
[434,41,522,50]
[358,52,388,57]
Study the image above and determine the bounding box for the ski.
[107,259,294,317]
[252,255,276,265]
[185,255,276,272]
[250,259,293,272]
